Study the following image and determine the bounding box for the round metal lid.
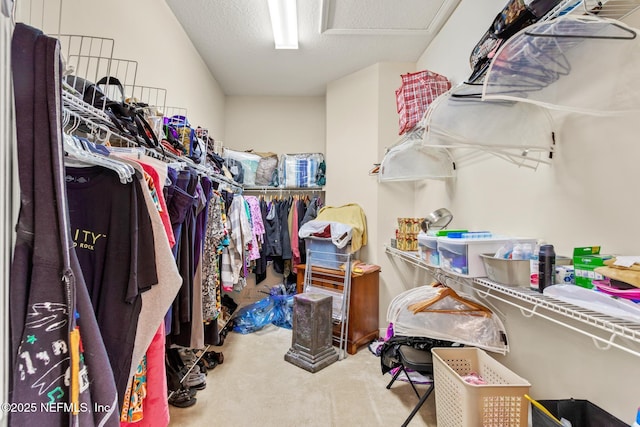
[420,208,453,232]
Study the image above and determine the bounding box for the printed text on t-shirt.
[72,228,107,251]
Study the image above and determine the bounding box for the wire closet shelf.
[384,245,640,359]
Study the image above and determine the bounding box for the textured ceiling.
[165,0,462,96]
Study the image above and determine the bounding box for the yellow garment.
[316,203,367,252]
[69,328,81,415]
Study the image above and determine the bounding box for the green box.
[435,229,468,237]
[572,246,613,289]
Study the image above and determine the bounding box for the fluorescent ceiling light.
[267,0,298,49]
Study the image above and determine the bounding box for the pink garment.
[120,323,170,427]
[291,200,300,272]
[462,372,487,385]
[137,161,176,248]
[245,196,265,261]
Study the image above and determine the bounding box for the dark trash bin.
[531,399,629,427]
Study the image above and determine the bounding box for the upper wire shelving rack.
[57,34,144,147]
[410,0,640,174]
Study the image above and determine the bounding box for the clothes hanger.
[167,161,186,171]
[62,108,71,129]
[63,134,134,184]
[80,136,136,183]
[407,285,492,317]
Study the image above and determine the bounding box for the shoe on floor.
[185,387,197,398]
[207,351,224,364]
[201,355,217,371]
[185,371,207,390]
[202,351,223,370]
[169,388,197,408]
[172,386,197,398]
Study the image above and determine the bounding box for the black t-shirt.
[65,166,158,405]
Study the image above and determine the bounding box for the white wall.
[224,96,325,154]
[16,0,227,140]
[325,64,380,264]
[375,63,428,319]
[326,62,433,326]
[414,0,640,422]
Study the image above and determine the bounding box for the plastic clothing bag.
[387,284,509,354]
[225,158,245,184]
[482,16,640,115]
[252,152,278,186]
[224,149,261,186]
[231,287,294,334]
[379,127,455,182]
[467,0,566,83]
[279,153,324,188]
[423,85,556,170]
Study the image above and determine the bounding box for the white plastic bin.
[437,236,535,278]
[417,232,439,266]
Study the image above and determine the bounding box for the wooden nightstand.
[296,264,380,355]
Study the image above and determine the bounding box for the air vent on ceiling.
[319,0,462,35]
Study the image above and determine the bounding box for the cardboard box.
[396,232,418,251]
[573,246,613,289]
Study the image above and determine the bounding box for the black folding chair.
[386,345,435,427]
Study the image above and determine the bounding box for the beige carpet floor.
[168,324,438,426]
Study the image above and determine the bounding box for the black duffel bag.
[64,75,159,149]
[468,0,565,83]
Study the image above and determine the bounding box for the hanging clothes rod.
[242,186,324,194]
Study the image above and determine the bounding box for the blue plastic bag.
[271,293,294,329]
[232,287,294,334]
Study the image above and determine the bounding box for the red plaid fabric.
[396,70,451,135]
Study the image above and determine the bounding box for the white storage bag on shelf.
[223,149,261,186]
[279,153,324,188]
